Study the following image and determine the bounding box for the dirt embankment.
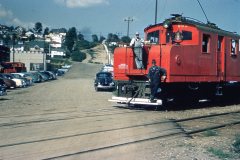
[82,44,109,65]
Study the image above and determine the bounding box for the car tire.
[95,86,99,92]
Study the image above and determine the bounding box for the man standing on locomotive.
[130,32,144,69]
[147,59,167,102]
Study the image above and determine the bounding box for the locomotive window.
[202,34,210,53]
[231,39,238,56]
[217,36,223,51]
[166,31,171,43]
[182,31,192,40]
[147,30,159,44]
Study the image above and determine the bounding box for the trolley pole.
[155,0,158,24]
[124,17,133,37]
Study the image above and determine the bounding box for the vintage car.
[94,71,115,91]
[0,78,7,96]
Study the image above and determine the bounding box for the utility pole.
[11,33,17,62]
[155,0,158,24]
[124,17,133,37]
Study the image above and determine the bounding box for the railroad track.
[174,111,240,135]
[0,109,143,128]
[1,110,239,159]
[39,110,240,160]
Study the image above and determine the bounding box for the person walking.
[130,32,144,69]
[147,59,166,102]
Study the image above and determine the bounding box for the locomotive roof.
[145,14,240,39]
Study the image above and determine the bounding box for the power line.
[196,0,210,23]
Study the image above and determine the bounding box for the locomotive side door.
[217,35,225,81]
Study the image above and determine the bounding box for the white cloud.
[0,3,36,28]
[54,0,109,8]
[0,4,13,19]
[11,18,35,28]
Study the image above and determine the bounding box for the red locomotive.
[110,14,240,107]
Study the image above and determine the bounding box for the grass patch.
[232,134,240,153]
[202,130,218,137]
[207,147,234,159]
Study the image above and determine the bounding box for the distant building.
[48,48,66,58]
[9,40,47,71]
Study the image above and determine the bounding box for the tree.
[78,33,84,41]
[107,33,113,42]
[99,36,106,43]
[121,36,131,44]
[43,27,49,37]
[64,27,77,53]
[92,34,98,43]
[107,33,119,42]
[34,22,43,33]
[71,50,86,62]
[75,40,96,50]
[29,34,35,41]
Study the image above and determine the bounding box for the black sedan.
[94,72,115,91]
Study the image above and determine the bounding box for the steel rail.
[173,111,240,123]
[43,120,240,160]
[42,111,240,159]
[0,110,143,127]
[1,111,239,148]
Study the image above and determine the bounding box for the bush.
[71,51,86,62]
[48,57,72,71]
[207,147,233,159]
[75,40,97,50]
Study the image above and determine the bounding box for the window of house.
[217,36,223,52]
[147,30,159,44]
[202,34,210,53]
[231,39,238,56]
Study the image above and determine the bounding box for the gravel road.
[0,62,239,160]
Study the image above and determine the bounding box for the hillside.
[82,44,110,65]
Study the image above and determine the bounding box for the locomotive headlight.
[174,31,183,43]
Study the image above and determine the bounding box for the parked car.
[40,71,57,80]
[11,72,33,85]
[20,72,41,83]
[28,72,42,83]
[61,64,72,69]
[55,69,65,76]
[0,78,7,96]
[34,72,49,82]
[94,71,115,91]
[11,73,30,87]
[101,64,113,72]
[0,77,16,89]
[1,73,26,88]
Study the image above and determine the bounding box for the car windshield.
[97,73,111,78]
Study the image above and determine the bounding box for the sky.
[0,0,240,39]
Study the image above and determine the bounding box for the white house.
[48,48,66,58]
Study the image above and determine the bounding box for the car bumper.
[96,85,115,90]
